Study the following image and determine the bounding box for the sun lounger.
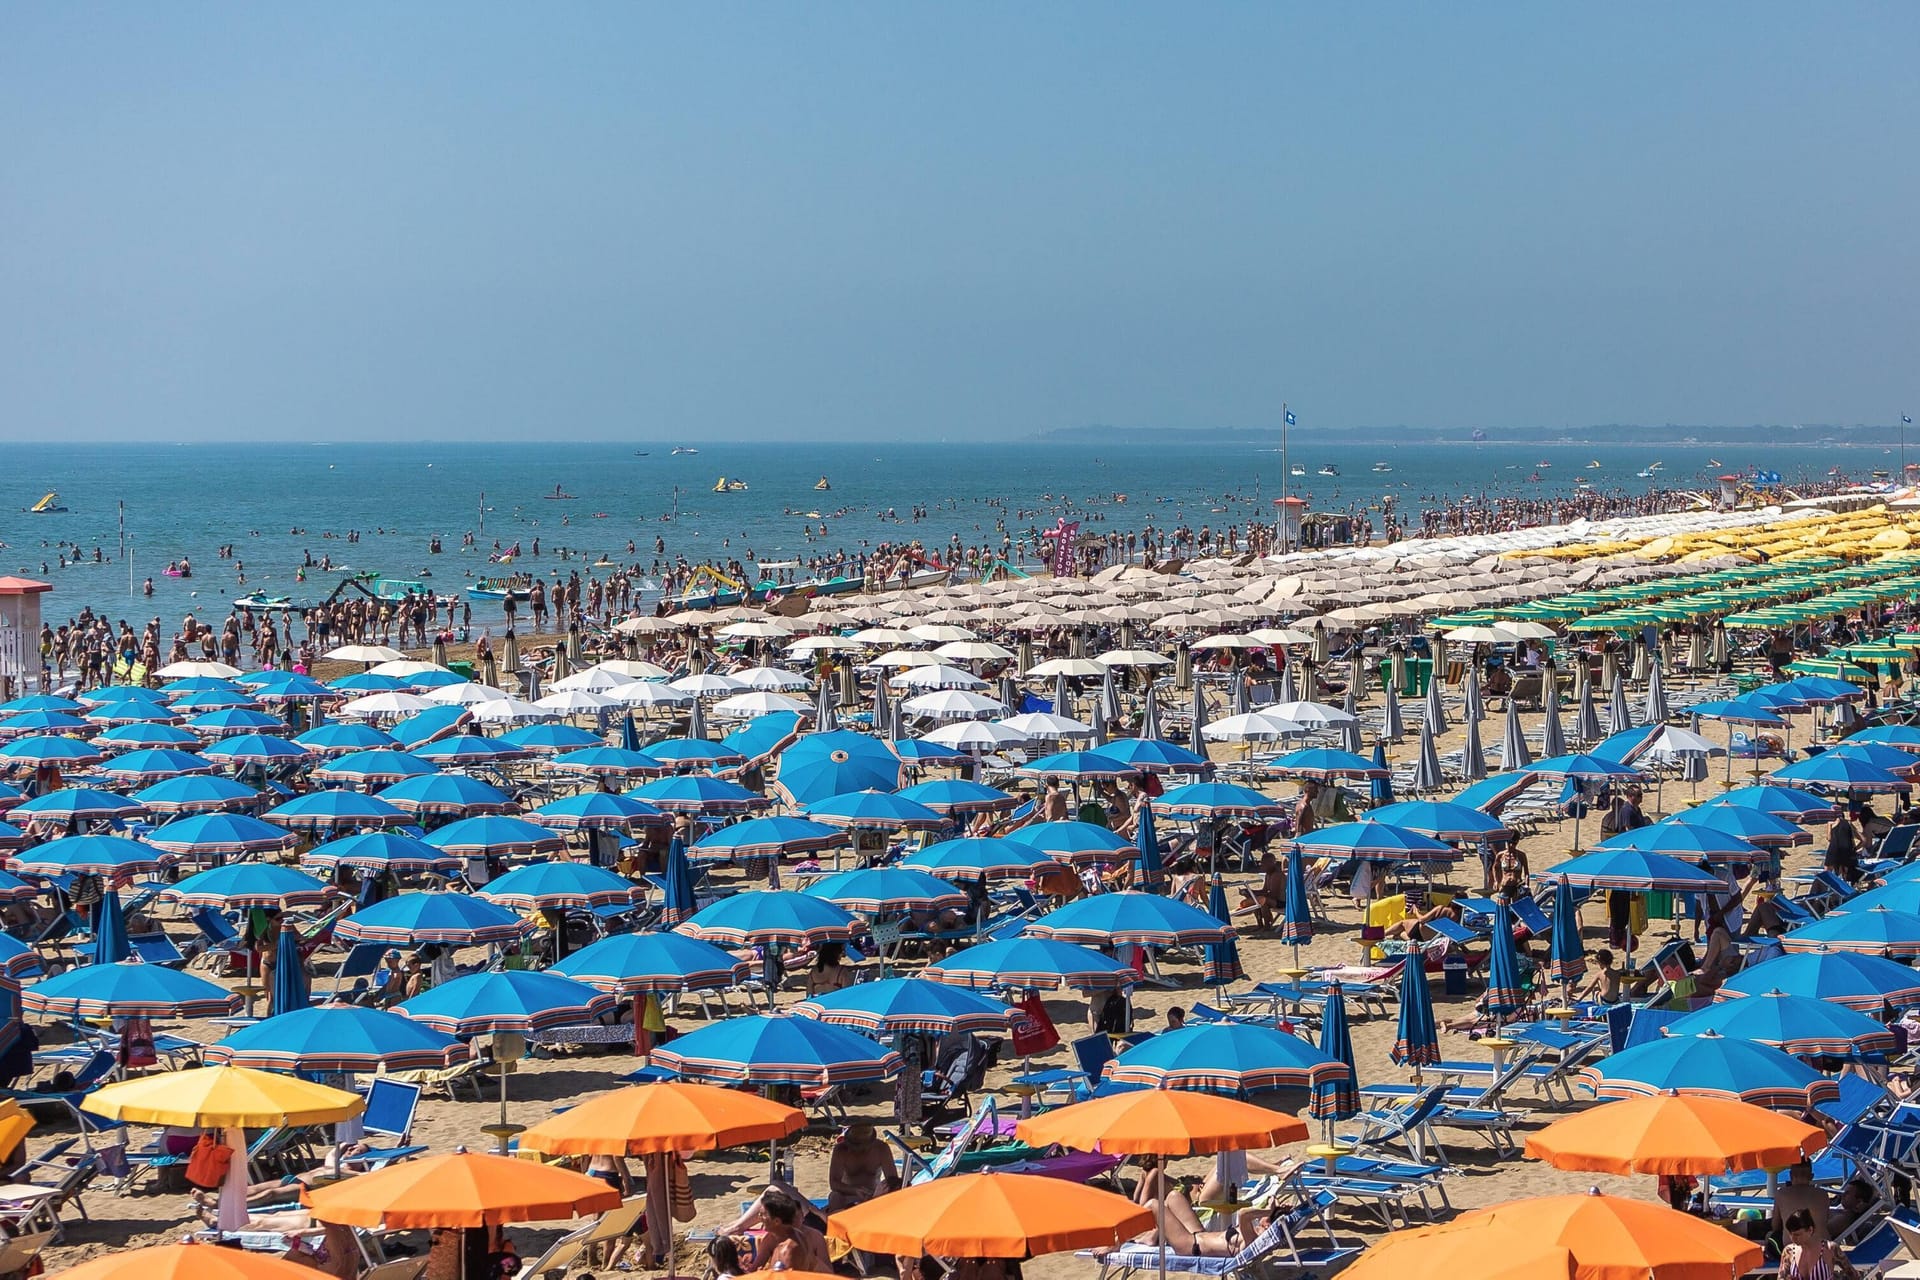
[515,1196,644,1278]
[1086,1189,1357,1280]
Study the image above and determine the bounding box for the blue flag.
[1285,410,1297,426]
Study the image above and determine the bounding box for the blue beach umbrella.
[801,868,966,914]
[328,673,407,694]
[85,701,184,726]
[1368,743,1393,805]
[1391,952,1440,1071]
[1848,725,1920,752]
[1135,800,1166,892]
[0,869,37,903]
[1018,750,1138,781]
[294,723,400,756]
[1683,805,1812,849]
[1549,878,1585,990]
[413,735,530,765]
[12,788,144,823]
[1106,1023,1349,1097]
[1203,876,1244,986]
[1844,881,1920,916]
[95,749,214,782]
[1719,950,1920,1011]
[650,1013,900,1087]
[146,813,296,858]
[1024,892,1233,947]
[0,712,90,736]
[794,977,1015,1036]
[424,815,567,858]
[0,822,20,851]
[1099,738,1208,774]
[531,792,671,832]
[1596,822,1764,863]
[92,887,130,965]
[1291,822,1458,865]
[12,834,164,878]
[0,696,82,714]
[550,746,665,780]
[889,738,968,766]
[773,731,901,805]
[161,863,329,909]
[658,835,699,928]
[387,706,471,749]
[336,892,531,946]
[94,723,204,751]
[1773,753,1911,793]
[644,738,745,769]
[201,734,311,765]
[1669,990,1897,1058]
[1367,801,1511,843]
[894,779,1018,815]
[1546,849,1727,893]
[722,712,801,762]
[250,672,335,702]
[1156,782,1284,820]
[1825,741,1920,775]
[314,749,439,786]
[77,685,167,705]
[167,690,260,713]
[549,930,747,995]
[24,962,240,1019]
[1281,849,1313,959]
[1484,900,1524,1019]
[1004,821,1139,865]
[478,861,643,910]
[263,790,408,833]
[1270,748,1389,780]
[804,789,947,831]
[922,936,1133,991]
[1579,1032,1840,1110]
[269,925,309,1017]
[1313,985,1360,1121]
[1781,907,1920,958]
[380,774,516,816]
[691,816,844,860]
[188,710,290,738]
[499,723,603,756]
[903,838,1064,882]
[299,831,461,874]
[1704,785,1838,822]
[0,932,41,979]
[629,775,765,814]
[207,1005,467,1073]
[396,969,614,1035]
[132,775,260,814]
[677,890,856,946]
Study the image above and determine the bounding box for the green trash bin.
[1410,657,1433,696]
[448,659,475,679]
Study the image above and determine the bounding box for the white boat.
[1371,462,1392,473]
[670,446,700,455]
[1289,465,1306,477]
[1316,465,1339,477]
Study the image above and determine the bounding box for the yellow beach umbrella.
[83,1066,362,1233]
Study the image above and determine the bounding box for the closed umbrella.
[1087,693,1108,748]
[1500,697,1533,771]
[1541,667,1567,757]
[1645,660,1670,725]
[1139,685,1164,742]
[1411,719,1443,792]
[1391,949,1439,1075]
[1369,743,1393,805]
[1460,712,1487,782]
[92,886,130,966]
[1575,669,1603,742]
[1607,670,1634,735]
[659,835,698,928]
[1281,849,1313,967]
[1381,680,1404,742]
[1485,901,1524,1024]
[1313,985,1360,1124]
[267,925,307,1017]
[1203,875,1244,987]
[1422,667,1448,735]
[1549,878,1584,999]
[1340,684,1362,754]
[1187,679,1207,757]
[1135,800,1165,893]
[1462,663,1484,725]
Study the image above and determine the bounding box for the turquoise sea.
[0,439,1888,629]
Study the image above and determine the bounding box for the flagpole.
[1279,402,1290,552]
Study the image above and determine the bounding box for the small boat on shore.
[469,576,532,602]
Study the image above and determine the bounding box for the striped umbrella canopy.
[424,815,567,858]
[12,788,144,823]
[1549,878,1585,989]
[893,779,1019,815]
[94,749,213,782]
[312,750,439,786]
[801,868,966,915]
[772,731,901,805]
[85,701,185,726]
[1024,892,1234,947]
[903,838,1063,882]
[498,724,603,756]
[1772,753,1911,794]
[1781,906,1920,958]
[1098,737,1208,774]
[412,735,531,765]
[24,961,240,1019]
[207,1005,468,1073]
[1596,822,1764,864]
[1155,782,1284,821]
[167,690,260,713]
[1290,822,1458,865]
[1824,741,1920,776]
[650,1014,900,1087]
[548,931,746,996]
[11,834,164,878]
[145,813,298,858]
[1313,985,1361,1121]
[1268,749,1388,781]
[129,775,259,817]
[1545,849,1726,893]
[1203,875,1244,986]
[262,791,408,833]
[549,746,665,781]
[1668,990,1897,1059]
[1484,900,1525,1019]
[299,831,461,874]
[804,789,948,831]
[1682,805,1812,849]
[1578,1032,1840,1110]
[1391,948,1440,1070]
[1702,785,1838,822]
[187,710,290,738]
[478,862,644,910]
[201,734,311,765]
[922,937,1133,992]
[94,723,205,752]
[293,724,400,757]
[531,793,671,832]
[380,774,516,817]
[1718,950,1920,1012]
[1017,751,1138,782]
[794,977,1015,1036]
[1846,725,1920,753]
[677,890,857,947]
[0,736,105,768]
[160,863,330,909]
[1106,1023,1349,1096]
[77,685,168,705]
[1366,801,1511,843]
[0,695,82,714]
[334,892,532,946]
[691,816,845,860]
[1003,821,1139,866]
[396,970,615,1035]
[628,775,766,815]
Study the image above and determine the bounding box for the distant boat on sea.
[671,447,700,455]
[543,484,578,500]
[1289,465,1306,477]
[1317,464,1339,477]
[25,491,66,514]
[1371,462,1392,473]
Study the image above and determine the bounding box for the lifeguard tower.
[0,577,51,699]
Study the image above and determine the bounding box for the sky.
[0,5,1915,444]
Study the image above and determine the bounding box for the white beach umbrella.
[155,660,244,679]
[734,666,814,692]
[671,673,747,697]
[787,635,864,655]
[903,690,1008,721]
[326,644,408,664]
[373,659,456,678]
[1095,650,1175,669]
[534,689,618,714]
[1247,628,1314,646]
[934,641,1015,662]
[870,650,942,669]
[338,691,434,718]
[591,659,674,682]
[909,624,978,643]
[1024,658,1108,679]
[998,712,1093,740]
[467,697,551,724]
[849,628,920,647]
[890,665,989,691]
[1266,700,1357,728]
[712,691,813,719]
[549,667,633,693]
[923,721,1027,752]
[717,620,795,641]
[608,681,693,709]
[425,681,510,706]
[1202,711,1307,742]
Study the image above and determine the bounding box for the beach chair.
[1422,1028,1607,1108]
[185,907,249,972]
[1876,823,1920,862]
[9,1145,97,1239]
[5,1050,115,1116]
[1087,1189,1357,1280]
[0,1227,53,1280]
[125,932,186,968]
[514,1196,644,1278]
[338,1078,428,1171]
[1337,1085,1451,1166]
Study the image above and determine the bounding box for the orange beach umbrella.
[54,1245,325,1280]
[304,1151,620,1229]
[825,1171,1152,1257]
[517,1081,803,1156]
[1015,1089,1307,1155]
[1525,1093,1828,1176]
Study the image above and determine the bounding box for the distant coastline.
[1034,424,1913,448]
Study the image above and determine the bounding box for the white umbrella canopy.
[613,616,681,635]
[548,667,633,693]
[717,620,795,641]
[923,721,1029,751]
[787,635,865,655]
[424,681,511,705]
[155,660,245,679]
[670,673,748,696]
[326,644,408,663]
[1265,700,1357,727]
[1024,658,1108,678]
[998,712,1094,739]
[870,650,943,669]
[849,628,920,646]
[934,641,1016,662]
[1202,711,1307,742]
[1094,650,1175,668]
[337,692,435,718]
[890,665,989,691]
[590,659,675,681]
[733,666,815,692]
[607,681,693,708]
[372,659,456,678]
[902,690,1009,720]
[712,691,814,718]
[1190,634,1267,651]
[1441,626,1512,644]
[908,624,978,643]
[534,690,618,714]
[467,697,552,724]
[1247,628,1314,646]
